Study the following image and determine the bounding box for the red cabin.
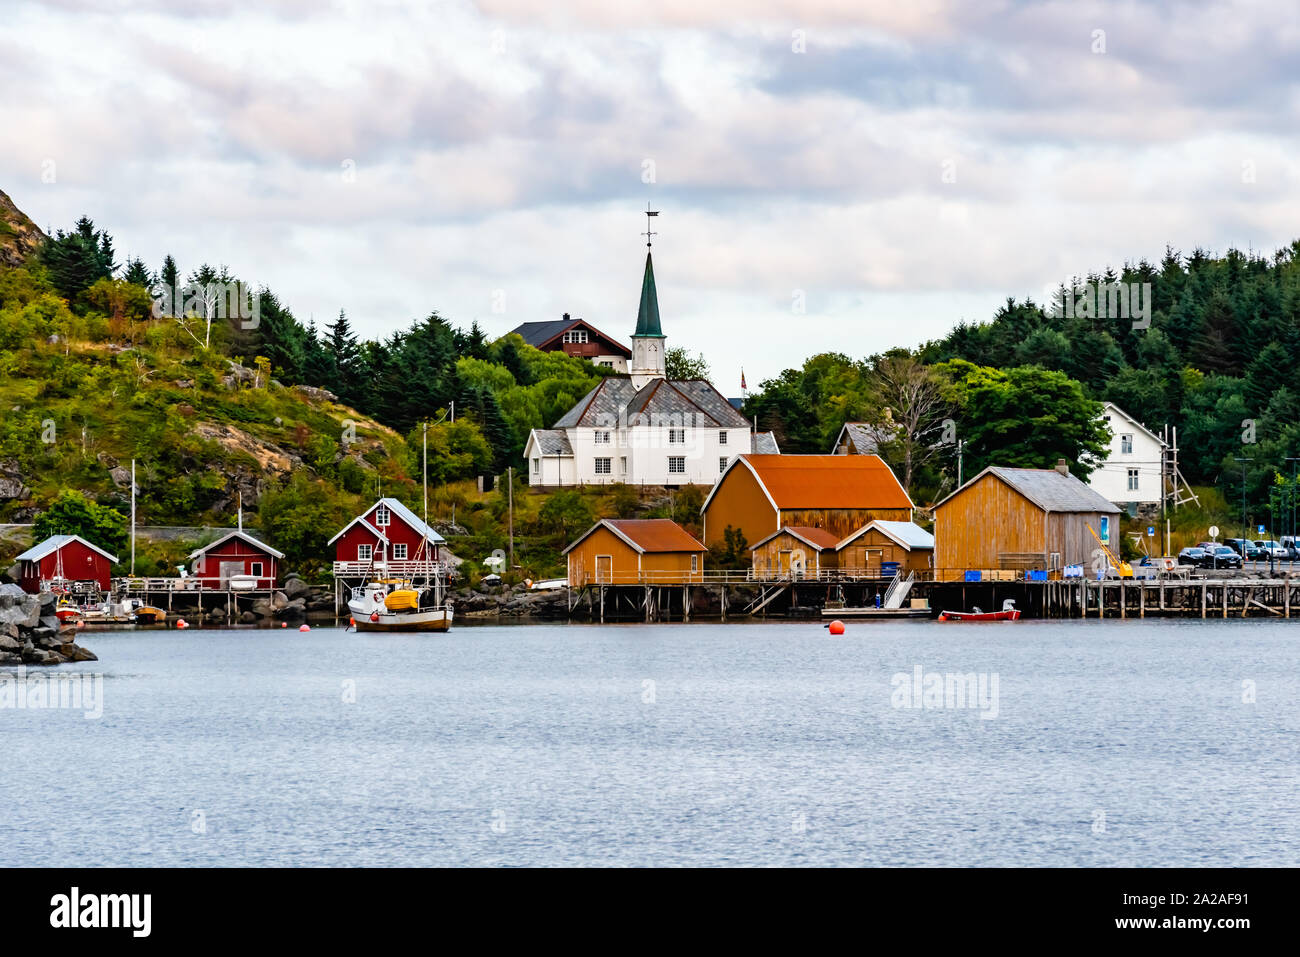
[329,498,444,577]
[187,531,283,589]
[16,535,118,593]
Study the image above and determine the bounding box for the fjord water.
[2,619,1298,867]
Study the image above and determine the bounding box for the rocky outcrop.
[0,584,97,666]
[292,385,337,404]
[0,460,29,501]
[0,189,47,269]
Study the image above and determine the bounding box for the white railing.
[332,560,449,579]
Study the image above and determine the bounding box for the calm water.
[2,618,1298,867]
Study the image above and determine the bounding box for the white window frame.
[357,544,373,562]
[532,458,540,473]
[1127,468,1139,491]
[669,429,685,444]
[594,457,612,475]
[668,456,686,474]
[1120,434,1133,454]
[691,554,699,573]
[563,329,589,344]
[619,456,627,474]
[250,561,263,578]
[719,431,727,445]
[393,543,408,560]
[374,505,390,527]
[594,431,611,444]
[720,457,728,473]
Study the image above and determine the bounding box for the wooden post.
[1139,582,1145,618]
[1120,582,1126,618]
[1286,579,1291,619]
[1201,582,1207,618]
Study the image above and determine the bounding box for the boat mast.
[130,458,136,576]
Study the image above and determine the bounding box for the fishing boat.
[938,600,1021,622]
[346,422,453,633]
[54,596,82,625]
[348,578,452,632]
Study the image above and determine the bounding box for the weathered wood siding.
[701,466,779,549]
[933,472,1045,578]
[778,507,911,541]
[567,527,703,586]
[751,532,834,576]
[838,528,933,573]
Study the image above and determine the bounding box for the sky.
[3,0,1298,389]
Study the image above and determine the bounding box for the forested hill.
[744,241,1300,508]
[0,190,614,571]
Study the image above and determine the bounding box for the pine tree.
[122,257,152,287]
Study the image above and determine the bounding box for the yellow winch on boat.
[384,589,419,611]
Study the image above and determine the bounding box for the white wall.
[1089,408,1164,505]
[530,425,742,487]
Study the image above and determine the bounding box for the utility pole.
[130,459,136,576]
[957,439,964,488]
[1235,456,1254,565]
[1286,457,1300,567]
[507,466,514,568]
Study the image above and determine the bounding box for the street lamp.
[1234,457,1254,569]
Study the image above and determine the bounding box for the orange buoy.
[176,619,188,630]
[349,617,356,627]
[827,619,846,636]
[370,612,380,622]
[299,624,310,632]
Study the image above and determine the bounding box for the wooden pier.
[565,571,1300,622]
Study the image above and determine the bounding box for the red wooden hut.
[16,535,118,593]
[187,530,283,589]
[329,498,444,577]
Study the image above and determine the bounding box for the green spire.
[633,251,663,338]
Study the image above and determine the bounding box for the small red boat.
[938,601,1021,622]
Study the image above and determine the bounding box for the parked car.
[1280,537,1300,560]
[1225,538,1262,561]
[1178,547,1207,567]
[1196,543,1243,569]
[1254,540,1287,559]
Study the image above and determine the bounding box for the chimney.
[1055,459,1070,476]
[562,312,570,321]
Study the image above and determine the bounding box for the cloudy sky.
[3,0,1298,387]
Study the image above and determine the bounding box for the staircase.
[882,571,915,609]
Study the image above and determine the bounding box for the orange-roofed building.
[564,519,708,587]
[700,454,913,549]
[750,525,842,578]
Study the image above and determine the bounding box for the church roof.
[553,377,750,429]
[633,251,663,338]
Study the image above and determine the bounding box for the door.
[595,555,612,584]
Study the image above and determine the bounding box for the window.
[691,554,699,573]
[374,505,390,527]
[357,544,373,561]
[719,431,727,445]
[1120,434,1133,454]
[668,456,686,474]
[619,457,627,474]
[594,431,611,444]
[595,458,612,474]
[669,429,685,444]
[720,457,729,473]
[599,360,612,367]
[563,329,588,343]
[250,562,263,578]
[393,544,408,559]
[532,458,540,473]
[1127,468,1139,491]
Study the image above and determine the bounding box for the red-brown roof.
[733,454,913,510]
[564,519,706,554]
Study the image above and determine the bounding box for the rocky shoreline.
[0,585,98,665]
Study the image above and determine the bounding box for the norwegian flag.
[740,368,747,390]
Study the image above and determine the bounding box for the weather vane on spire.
[642,202,659,248]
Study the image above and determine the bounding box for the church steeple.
[629,206,666,389]
[633,251,662,338]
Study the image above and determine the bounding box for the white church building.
[524,237,776,488]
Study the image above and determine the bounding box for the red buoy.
[370,612,380,623]
[349,617,356,627]
[299,624,310,632]
[281,622,287,628]
[828,620,846,636]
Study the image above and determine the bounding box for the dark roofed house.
[508,313,632,373]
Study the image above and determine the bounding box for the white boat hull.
[351,606,453,632]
